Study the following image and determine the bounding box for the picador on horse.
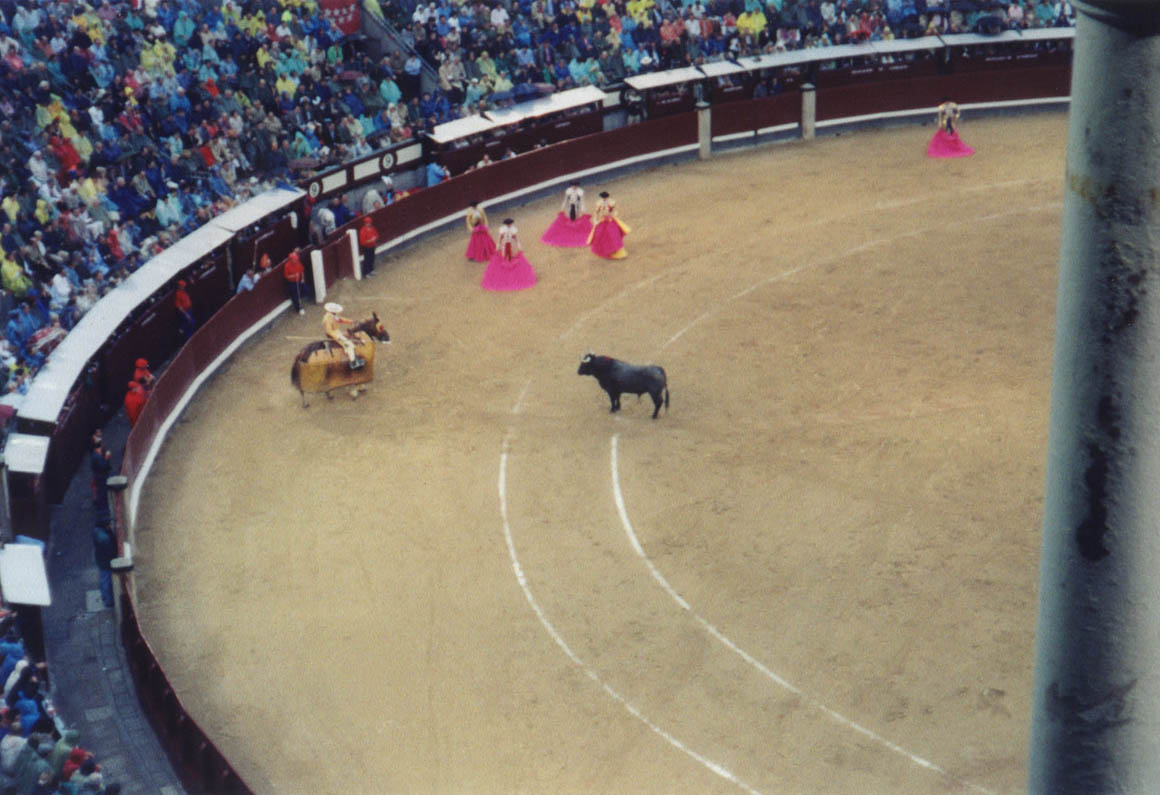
[290,303,390,405]
[324,302,366,370]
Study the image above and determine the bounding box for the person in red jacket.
[174,279,194,340]
[62,747,92,782]
[357,215,380,277]
[48,130,82,182]
[283,250,306,315]
[133,358,154,390]
[124,381,147,427]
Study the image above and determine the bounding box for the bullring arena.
[131,113,1063,793]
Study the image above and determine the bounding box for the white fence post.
[347,229,362,280]
[310,248,326,304]
[801,84,816,140]
[696,100,711,160]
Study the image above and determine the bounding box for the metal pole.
[800,83,816,141]
[1029,1,1160,791]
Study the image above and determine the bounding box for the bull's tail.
[664,386,670,413]
[290,360,311,407]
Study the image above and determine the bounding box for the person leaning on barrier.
[311,201,336,244]
[361,184,385,214]
[236,267,257,294]
[426,160,450,187]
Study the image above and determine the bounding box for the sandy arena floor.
[132,113,1065,794]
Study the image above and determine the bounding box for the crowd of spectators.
[368,0,1076,116]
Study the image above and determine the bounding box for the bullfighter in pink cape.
[541,181,594,247]
[927,100,975,159]
[587,191,631,259]
[465,200,497,261]
[481,218,537,291]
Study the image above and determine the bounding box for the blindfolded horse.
[291,313,390,406]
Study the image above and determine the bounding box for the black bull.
[578,354,670,419]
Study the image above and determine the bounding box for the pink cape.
[481,249,537,291]
[541,211,594,247]
[589,217,629,259]
[466,224,497,261]
[926,129,975,159]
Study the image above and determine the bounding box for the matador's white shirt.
[563,186,585,215]
[497,223,520,251]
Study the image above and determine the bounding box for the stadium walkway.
[43,411,184,795]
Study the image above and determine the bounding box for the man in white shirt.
[27,151,49,186]
[312,203,336,244]
[50,269,72,309]
[236,267,257,293]
[490,4,511,30]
